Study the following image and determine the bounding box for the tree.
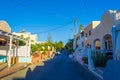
[30,39,64,55]
[31,44,37,53]
[57,41,64,49]
[79,24,84,33]
[36,44,42,52]
[20,34,24,39]
[64,39,74,54]
[31,40,34,42]
[18,40,26,46]
[47,32,52,43]
[20,29,26,33]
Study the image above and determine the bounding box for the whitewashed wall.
[0,46,9,56]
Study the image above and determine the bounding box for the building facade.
[0,21,32,63]
[90,10,120,50]
[84,21,100,49]
[0,20,11,46]
[73,10,120,66]
[13,31,38,44]
[75,10,120,51]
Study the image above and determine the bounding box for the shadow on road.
[12,51,93,80]
[12,55,60,80]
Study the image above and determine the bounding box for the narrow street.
[1,50,88,80]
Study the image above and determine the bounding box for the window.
[87,44,89,47]
[89,30,91,36]
[85,33,87,37]
[81,31,84,38]
[90,44,91,48]
[82,42,84,47]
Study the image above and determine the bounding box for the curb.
[79,64,101,80]
[90,70,103,80]
[75,60,103,80]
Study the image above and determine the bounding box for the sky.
[0,0,120,44]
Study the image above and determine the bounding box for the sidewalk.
[0,63,8,71]
[76,58,104,80]
[0,63,29,79]
[95,67,104,79]
[83,64,104,80]
[72,50,104,80]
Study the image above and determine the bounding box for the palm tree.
[79,24,84,32]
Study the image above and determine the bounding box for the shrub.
[92,53,109,67]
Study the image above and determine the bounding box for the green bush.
[42,51,46,54]
[92,53,109,67]
[18,40,26,46]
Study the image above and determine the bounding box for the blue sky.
[0,0,120,44]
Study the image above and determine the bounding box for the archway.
[103,34,112,50]
[93,39,101,50]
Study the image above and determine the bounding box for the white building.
[13,31,38,44]
[75,10,120,51]
[73,10,120,63]
[0,21,32,64]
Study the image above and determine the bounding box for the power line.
[35,0,87,34]
[73,0,87,35]
[38,20,73,33]
[11,0,73,34]
[11,0,71,20]
[76,0,87,19]
[11,0,87,34]
[16,20,73,34]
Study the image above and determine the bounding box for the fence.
[0,46,31,63]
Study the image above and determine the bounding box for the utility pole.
[74,18,77,35]
[73,18,77,50]
[47,32,52,43]
[69,27,73,39]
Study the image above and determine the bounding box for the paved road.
[1,50,88,80]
